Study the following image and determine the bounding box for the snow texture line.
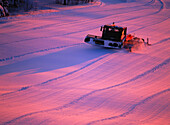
[87,88,170,125]
[120,0,164,23]
[155,0,164,13]
[40,54,110,85]
[3,57,170,124]
[1,53,110,96]
[0,23,100,45]
[4,18,94,34]
[130,17,169,33]
[152,37,170,46]
[148,0,155,4]
[0,43,84,62]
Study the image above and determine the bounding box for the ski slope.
[0,0,169,124]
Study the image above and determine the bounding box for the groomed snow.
[0,0,169,124]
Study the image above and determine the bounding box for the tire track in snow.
[92,0,155,14]
[152,37,170,46]
[87,88,170,125]
[38,53,110,86]
[148,0,155,4]
[3,57,170,124]
[0,22,100,46]
[96,0,164,24]
[1,53,111,96]
[0,43,84,62]
[157,0,164,12]
[130,17,169,33]
[3,17,93,34]
[117,0,165,24]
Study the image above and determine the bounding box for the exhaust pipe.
[147,38,151,45]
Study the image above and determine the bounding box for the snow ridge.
[3,57,170,124]
[87,88,170,125]
[40,54,110,85]
[130,17,169,33]
[1,53,110,96]
[152,37,170,46]
[156,0,164,13]
[148,0,155,4]
[0,43,84,62]
[0,24,100,45]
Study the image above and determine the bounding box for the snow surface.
[0,0,170,124]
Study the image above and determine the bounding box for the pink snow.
[0,0,169,124]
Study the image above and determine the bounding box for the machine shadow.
[0,44,117,76]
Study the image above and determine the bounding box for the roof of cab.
[104,24,127,30]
